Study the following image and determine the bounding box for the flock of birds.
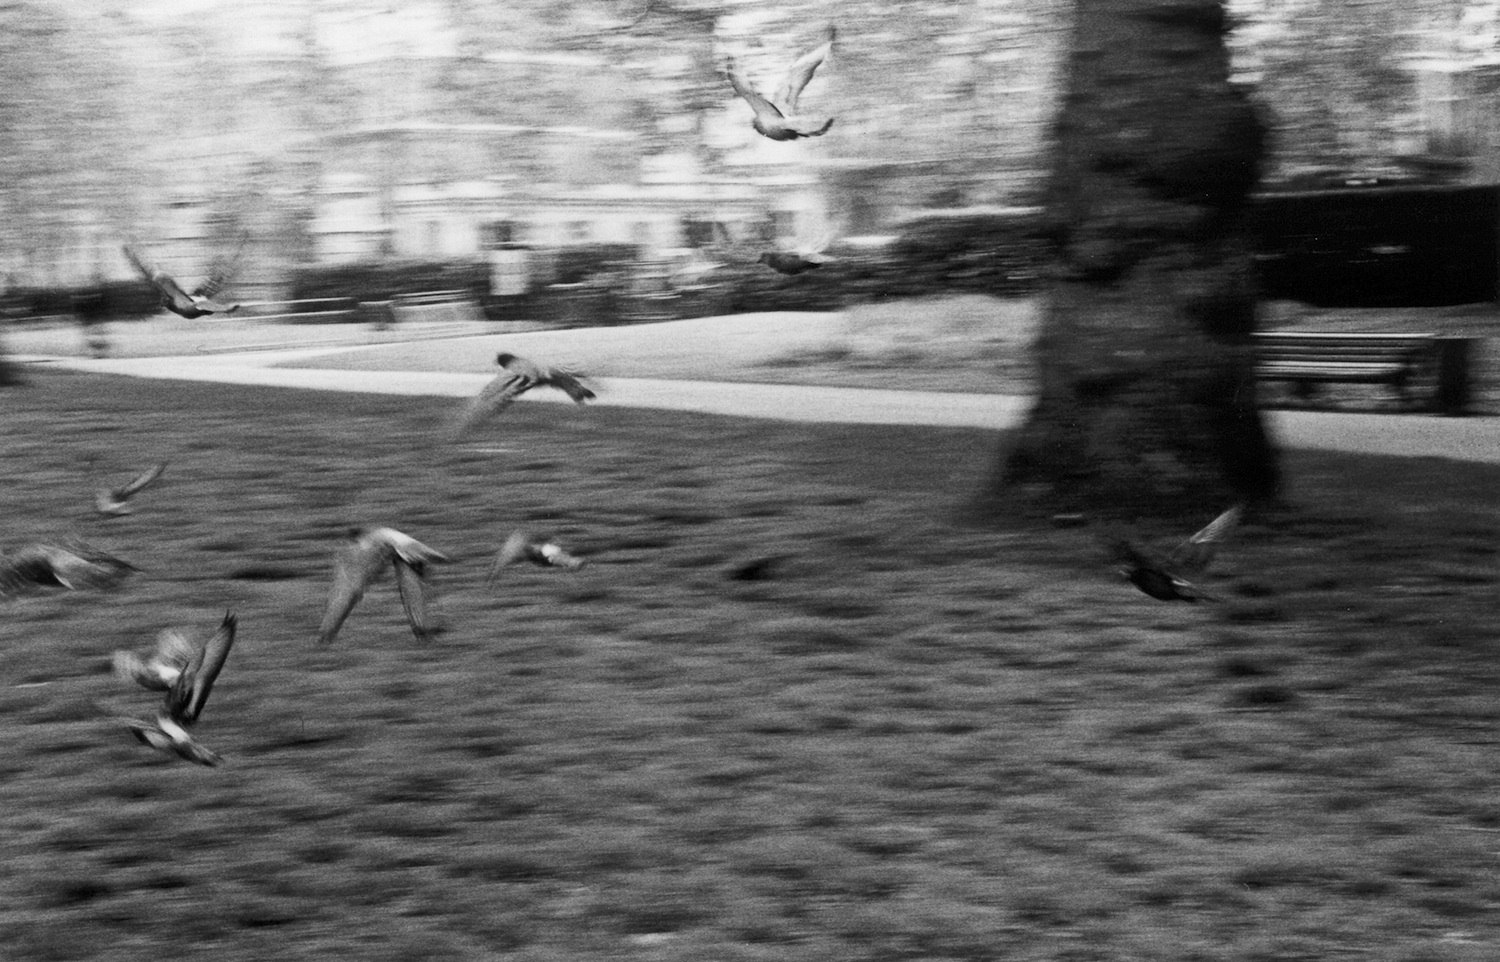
[13,22,1250,766]
[7,354,591,766]
[5,438,1240,768]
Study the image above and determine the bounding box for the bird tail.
[557,372,597,404]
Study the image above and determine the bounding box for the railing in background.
[236,297,359,323]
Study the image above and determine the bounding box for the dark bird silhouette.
[123,239,244,319]
[713,221,835,275]
[724,25,837,141]
[109,612,237,766]
[319,526,451,644]
[727,555,785,581]
[0,543,137,596]
[1114,505,1242,602]
[452,352,596,437]
[486,530,585,583]
[95,462,167,517]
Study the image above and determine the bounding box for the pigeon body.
[319,526,451,644]
[123,242,243,319]
[725,26,837,141]
[1116,505,1242,602]
[95,462,166,517]
[759,251,824,275]
[0,543,137,596]
[486,530,585,583]
[112,612,236,766]
[452,352,596,437]
[714,221,835,275]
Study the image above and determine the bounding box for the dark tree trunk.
[997,0,1278,519]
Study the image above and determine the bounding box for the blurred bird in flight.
[451,352,596,437]
[1114,505,1242,602]
[724,25,837,141]
[486,530,585,584]
[95,462,167,517]
[0,542,137,596]
[123,237,244,319]
[109,611,237,766]
[319,526,451,645]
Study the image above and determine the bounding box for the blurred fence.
[237,297,359,323]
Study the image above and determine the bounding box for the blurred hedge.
[1251,184,1499,307]
[2,280,161,320]
[287,259,492,302]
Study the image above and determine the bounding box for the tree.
[994,0,1277,519]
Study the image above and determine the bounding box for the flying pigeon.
[95,462,167,517]
[713,221,836,275]
[486,530,585,583]
[123,239,244,319]
[319,526,451,644]
[0,543,137,596]
[1114,505,1242,602]
[110,611,237,767]
[724,25,837,141]
[451,352,596,437]
[113,627,197,692]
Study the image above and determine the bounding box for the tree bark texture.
[999,0,1278,519]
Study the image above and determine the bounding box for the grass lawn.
[2,369,1498,962]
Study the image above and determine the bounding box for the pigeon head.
[495,353,516,367]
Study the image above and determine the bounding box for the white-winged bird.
[123,239,243,319]
[111,611,237,767]
[451,352,596,437]
[319,526,451,644]
[724,25,837,141]
[1114,505,1242,602]
[486,530,585,584]
[95,462,167,517]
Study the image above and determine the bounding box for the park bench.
[1253,331,1473,413]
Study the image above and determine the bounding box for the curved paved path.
[19,349,1500,463]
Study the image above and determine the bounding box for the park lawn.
[1,369,1498,962]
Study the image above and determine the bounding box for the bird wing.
[383,529,451,567]
[393,560,432,641]
[725,57,785,122]
[122,244,161,285]
[192,234,246,300]
[452,374,533,436]
[487,530,533,582]
[175,612,236,724]
[113,462,166,500]
[151,627,196,672]
[545,368,597,404]
[773,26,835,114]
[124,244,193,306]
[318,541,378,643]
[1169,505,1242,575]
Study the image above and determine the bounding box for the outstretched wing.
[725,57,784,122]
[773,25,835,114]
[123,244,192,304]
[193,234,247,300]
[486,530,533,583]
[393,560,432,640]
[452,374,533,436]
[546,368,596,404]
[113,462,166,500]
[319,542,376,644]
[165,612,236,724]
[1169,505,1242,575]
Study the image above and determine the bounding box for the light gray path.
[20,352,1500,463]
